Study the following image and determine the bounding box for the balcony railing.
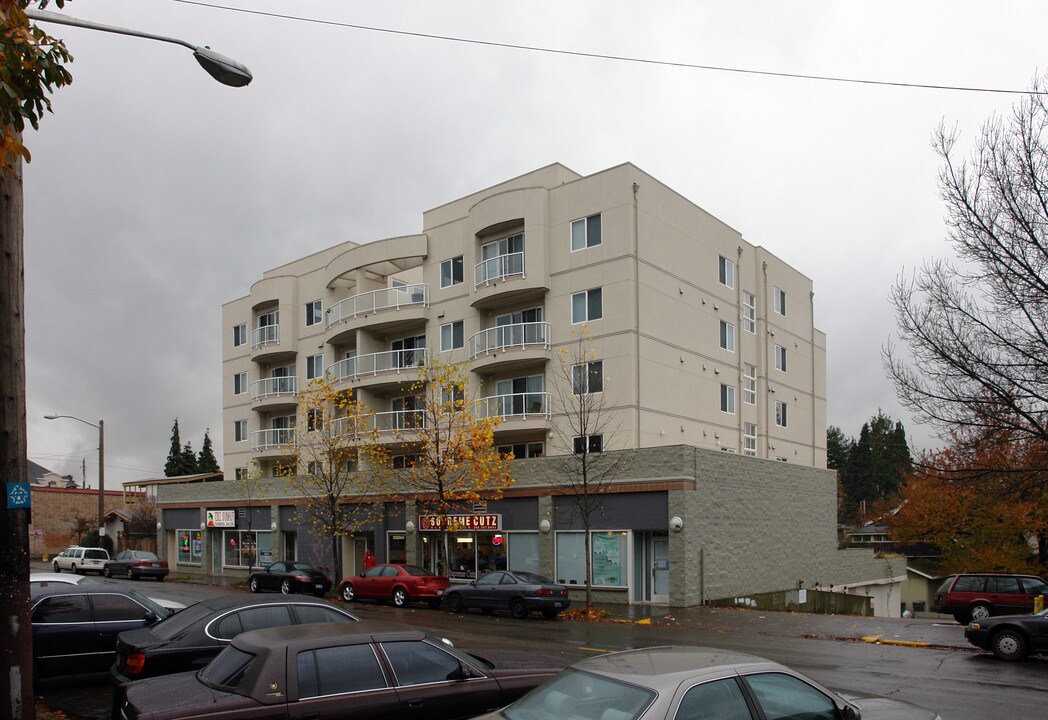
[327,348,427,382]
[326,284,429,328]
[373,409,427,432]
[251,324,279,349]
[250,376,298,401]
[251,428,295,451]
[476,392,551,420]
[474,252,524,288]
[468,322,550,360]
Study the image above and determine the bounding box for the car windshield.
[502,669,655,720]
[512,572,552,584]
[134,552,160,561]
[403,565,432,576]
[199,646,256,692]
[1022,577,1048,594]
[289,562,315,572]
[127,589,172,620]
[151,602,213,640]
[935,576,956,593]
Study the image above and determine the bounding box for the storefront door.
[653,536,669,603]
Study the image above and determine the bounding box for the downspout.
[632,182,641,445]
[811,290,818,466]
[761,260,769,458]
[736,246,744,451]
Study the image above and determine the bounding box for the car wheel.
[103,566,112,578]
[52,562,60,573]
[991,629,1028,661]
[510,598,529,620]
[129,569,137,581]
[969,603,992,622]
[281,579,292,595]
[249,577,261,593]
[342,583,356,602]
[447,593,464,613]
[393,587,408,607]
[156,575,164,582]
[541,609,559,620]
[71,563,78,575]
[953,613,968,625]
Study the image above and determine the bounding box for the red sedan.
[339,564,450,608]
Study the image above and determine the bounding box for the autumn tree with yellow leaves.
[284,378,392,585]
[396,359,513,578]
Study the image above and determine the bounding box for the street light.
[45,415,105,548]
[26,9,253,87]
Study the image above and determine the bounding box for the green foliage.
[0,1,74,168]
[81,529,113,554]
[826,426,853,470]
[164,418,185,476]
[181,442,196,473]
[837,411,913,520]
[197,429,220,473]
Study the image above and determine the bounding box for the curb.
[862,634,930,648]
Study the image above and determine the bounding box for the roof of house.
[122,472,224,489]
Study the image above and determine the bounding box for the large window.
[743,363,756,405]
[177,529,204,564]
[720,384,735,414]
[718,256,734,288]
[573,434,603,454]
[571,288,603,324]
[306,354,323,380]
[775,400,788,428]
[744,423,757,456]
[571,213,602,251]
[743,291,756,333]
[233,323,247,347]
[719,320,735,352]
[572,360,603,394]
[305,300,322,327]
[223,530,272,568]
[234,420,247,443]
[442,532,536,580]
[440,255,464,288]
[440,320,464,351]
[234,372,247,396]
[556,531,628,587]
[498,442,544,459]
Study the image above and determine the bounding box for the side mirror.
[842,705,861,720]
[447,663,473,681]
[470,580,477,587]
[144,611,160,626]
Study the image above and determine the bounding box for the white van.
[52,546,110,575]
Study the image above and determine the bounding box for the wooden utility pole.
[0,142,33,719]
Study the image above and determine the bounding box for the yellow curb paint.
[635,618,651,625]
[862,635,883,643]
[861,635,929,648]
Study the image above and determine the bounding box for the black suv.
[933,573,1048,623]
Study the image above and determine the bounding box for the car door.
[110,550,130,575]
[741,672,839,720]
[31,594,96,676]
[471,572,505,610]
[90,593,156,667]
[265,562,289,590]
[382,640,504,720]
[674,677,754,720]
[288,642,398,720]
[987,576,1026,614]
[356,566,385,599]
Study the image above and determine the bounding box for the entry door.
[653,537,670,603]
[211,532,223,575]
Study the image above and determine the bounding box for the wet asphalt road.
[35,574,1048,720]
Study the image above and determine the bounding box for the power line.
[171,0,1041,96]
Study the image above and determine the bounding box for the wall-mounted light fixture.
[670,516,684,532]
[199,521,206,531]
[539,519,551,534]
[405,521,416,534]
[271,521,278,532]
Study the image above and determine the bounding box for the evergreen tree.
[826,426,854,470]
[197,429,220,473]
[841,411,914,517]
[181,442,197,475]
[164,419,184,477]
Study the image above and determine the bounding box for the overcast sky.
[22,0,1044,489]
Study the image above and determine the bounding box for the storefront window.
[476,533,508,575]
[507,532,539,574]
[556,532,586,585]
[388,533,406,564]
[177,529,204,564]
[223,530,272,568]
[450,533,475,579]
[555,531,629,587]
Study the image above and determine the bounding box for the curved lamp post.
[26,9,253,87]
[45,415,104,548]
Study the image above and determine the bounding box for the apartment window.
[572,361,604,394]
[570,213,602,251]
[258,310,278,328]
[742,292,756,333]
[718,256,734,289]
[744,423,757,456]
[234,420,247,443]
[306,354,323,380]
[775,400,788,428]
[774,287,787,316]
[720,384,736,414]
[775,344,788,372]
[233,372,247,396]
[440,385,465,408]
[573,434,604,454]
[440,256,464,288]
[571,288,603,324]
[233,323,247,347]
[305,300,322,327]
[743,364,756,405]
[440,321,464,351]
[498,442,544,459]
[234,467,248,480]
[719,320,735,352]
[392,455,419,469]
[306,408,322,432]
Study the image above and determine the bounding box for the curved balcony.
[329,410,428,442]
[327,349,426,392]
[251,324,294,362]
[468,322,550,374]
[325,284,429,343]
[251,428,295,455]
[476,392,551,433]
[250,377,298,412]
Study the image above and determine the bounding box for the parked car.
[247,561,331,596]
[115,621,563,720]
[932,572,1048,623]
[31,585,170,679]
[29,572,186,614]
[51,545,110,575]
[964,608,1048,661]
[104,550,169,581]
[474,646,941,720]
[339,563,450,608]
[112,594,360,684]
[444,570,570,619]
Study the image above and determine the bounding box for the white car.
[52,546,110,575]
[29,572,187,613]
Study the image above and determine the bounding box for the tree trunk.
[0,142,33,719]
[584,521,592,609]
[331,532,341,586]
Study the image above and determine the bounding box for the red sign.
[418,514,501,531]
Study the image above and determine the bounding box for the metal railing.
[476,392,551,420]
[468,321,550,360]
[251,428,295,451]
[474,251,524,288]
[326,284,429,328]
[250,376,298,401]
[326,348,427,382]
[251,324,279,349]
[373,409,427,432]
